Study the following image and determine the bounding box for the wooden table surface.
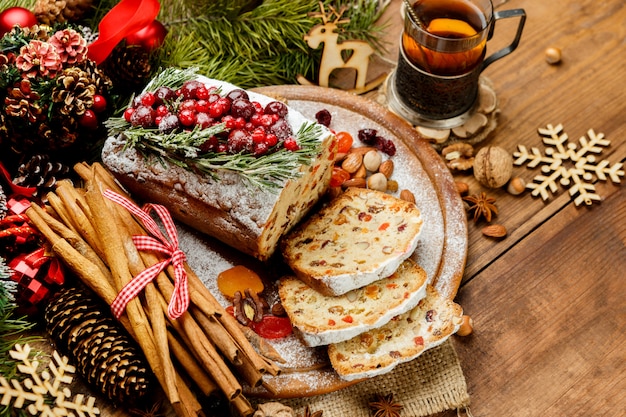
[370,0,626,415]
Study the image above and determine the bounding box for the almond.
[481,224,507,239]
[341,152,363,174]
[342,177,367,188]
[353,163,367,179]
[399,189,416,204]
[378,159,394,179]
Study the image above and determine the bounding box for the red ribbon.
[0,161,36,197]
[87,0,161,64]
[104,189,189,320]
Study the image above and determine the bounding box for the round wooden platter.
[177,85,468,399]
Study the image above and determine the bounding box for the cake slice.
[281,187,423,296]
[327,285,463,381]
[278,258,428,347]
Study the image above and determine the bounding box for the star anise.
[302,405,323,417]
[369,393,403,417]
[463,191,498,223]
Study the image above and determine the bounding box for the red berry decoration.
[92,95,107,113]
[0,7,38,37]
[79,110,98,129]
[125,20,168,52]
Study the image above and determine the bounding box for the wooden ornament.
[298,3,385,94]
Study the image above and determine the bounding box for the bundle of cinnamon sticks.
[26,162,281,417]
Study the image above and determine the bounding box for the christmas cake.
[278,258,428,347]
[327,285,463,381]
[280,187,423,296]
[101,69,336,261]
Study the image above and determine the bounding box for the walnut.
[441,142,475,171]
[233,289,265,325]
[473,145,513,188]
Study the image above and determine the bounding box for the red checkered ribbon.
[103,189,189,320]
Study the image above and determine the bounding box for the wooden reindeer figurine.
[302,4,376,91]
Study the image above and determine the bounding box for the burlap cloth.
[278,340,469,416]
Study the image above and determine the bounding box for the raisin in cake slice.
[327,285,463,381]
[278,258,428,347]
[281,188,423,296]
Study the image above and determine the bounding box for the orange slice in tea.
[217,265,264,299]
[427,18,478,37]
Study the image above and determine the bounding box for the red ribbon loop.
[104,189,189,320]
[87,0,161,64]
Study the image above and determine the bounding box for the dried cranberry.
[226,89,249,102]
[380,138,396,156]
[315,109,332,127]
[265,101,288,118]
[130,105,156,127]
[230,98,255,120]
[358,128,378,145]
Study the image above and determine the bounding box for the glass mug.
[387,0,526,128]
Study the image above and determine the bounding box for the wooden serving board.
[176,85,468,398]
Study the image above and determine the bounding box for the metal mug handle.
[482,8,526,71]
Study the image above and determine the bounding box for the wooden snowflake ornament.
[514,124,624,206]
[0,343,100,416]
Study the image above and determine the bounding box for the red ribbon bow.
[87,0,161,64]
[104,189,189,320]
[9,247,65,304]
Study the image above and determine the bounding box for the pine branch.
[157,0,388,88]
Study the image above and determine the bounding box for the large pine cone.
[34,0,94,25]
[45,285,154,405]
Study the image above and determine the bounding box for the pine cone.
[4,79,45,123]
[12,154,73,203]
[53,66,97,118]
[34,0,93,25]
[101,44,153,92]
[45,286,154,405]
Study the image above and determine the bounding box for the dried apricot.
[217,265,264,299]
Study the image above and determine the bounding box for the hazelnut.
[545,46,562,65]
[455,181,470,196]
[362,150,382,171]
[457,315,474,336]
[473,145,513,188]
[367,172,388,191]
[507,176,526,195]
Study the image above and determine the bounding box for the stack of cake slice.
[279,187,463,381]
